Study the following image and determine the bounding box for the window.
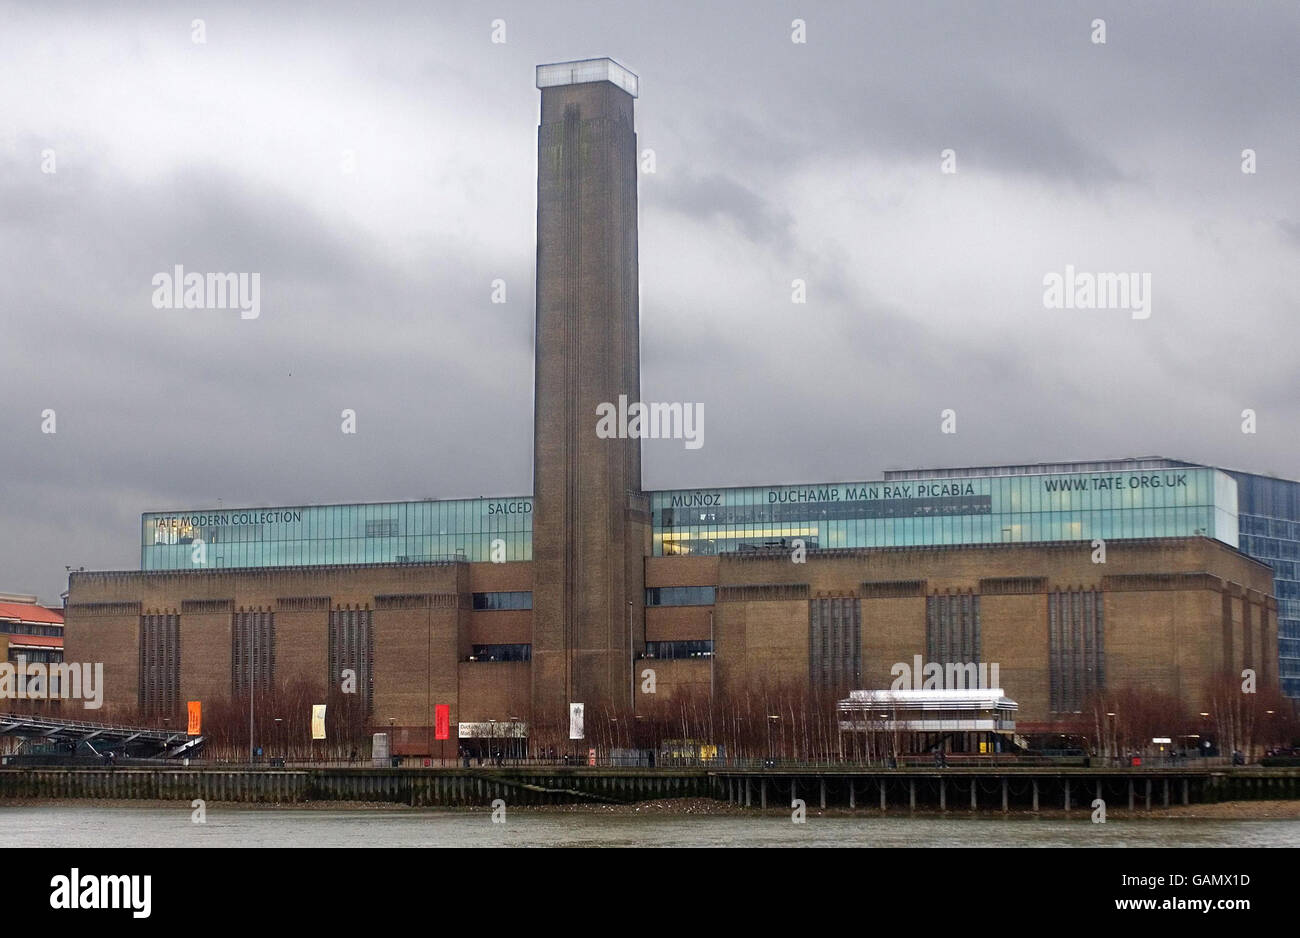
[329,608,373,715]
[645,586,715,606]
[643,640,713,660]
[926,592,981,687]
[232,610,275,697]
[139,613,180,717]
[471,591,532,611]
[809,598,860,694]
[1048,589,1104,712]
[469,643,531,662]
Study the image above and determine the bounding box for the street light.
[247,619,256,764]
[508,715,521,765]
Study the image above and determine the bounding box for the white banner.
[569,702,584,740]
[457,721,529,739]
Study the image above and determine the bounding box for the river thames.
[3,805,1299,848]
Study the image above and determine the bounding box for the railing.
[0,712,183,741]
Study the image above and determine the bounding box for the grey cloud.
[1,0,1297,602]
[650,170,794,249]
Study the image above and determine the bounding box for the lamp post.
[708,610,715,741]
[247,618,255,765]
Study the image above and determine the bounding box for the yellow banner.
[311,704,327,740]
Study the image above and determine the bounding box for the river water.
[3,805,1299,847]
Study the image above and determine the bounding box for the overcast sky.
[2,0,1297,603]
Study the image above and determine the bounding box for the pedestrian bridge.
[0,712,203,761]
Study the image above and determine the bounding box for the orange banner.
[187,701,201,736]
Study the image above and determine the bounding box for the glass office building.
[1228,471,1300,698]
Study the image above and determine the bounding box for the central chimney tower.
[530,59,649,740]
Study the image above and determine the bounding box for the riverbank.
[4,796,1300,820]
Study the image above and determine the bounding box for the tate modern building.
[64,60,1293,755]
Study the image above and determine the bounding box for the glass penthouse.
[143,464,1236,569]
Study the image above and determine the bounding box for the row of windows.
[141,468,1236,571]
[143,532,533,568]
[328,609,374,716]
[645,586,716,607]
[653,470,1227,515]
[139,613,179,716]
[655,507,1223,556]
[471,591,532,611]
[0,622,62,637]
[810,598,861,694]
[1238,535,1300,563]
[141,611,378,716]
[8,648,62,665]
[1240,514,1300,541]
[147,508,1233,562]
[643,640,713,659]
[1049,590,1105,713]
[659,496,992,527]
[927,594,981,685]
[1247,558,1299,582]
[231,611,275,698]
[469,644,531,662]
[148,499,533,547]
[1232,475,1300,520]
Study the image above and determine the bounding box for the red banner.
[187,701,201,736]
[435,704,450,740]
